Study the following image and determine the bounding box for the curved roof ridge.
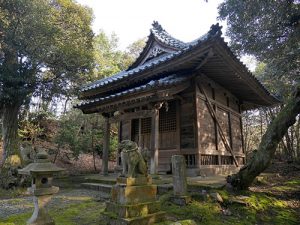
[150,21,187,49]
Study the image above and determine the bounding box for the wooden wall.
[180,87,196,149]
[117,74,245,173]
[196,74,245,167]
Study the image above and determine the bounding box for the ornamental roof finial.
[209,23,222,36]
[152,21,165,32]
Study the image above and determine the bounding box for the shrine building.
[75,22,279,176]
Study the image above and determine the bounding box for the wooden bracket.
[196,82,239,167]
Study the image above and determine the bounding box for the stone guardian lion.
[119,140,148,178]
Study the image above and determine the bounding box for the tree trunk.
[227,85,300,190]
[0,103,21,167]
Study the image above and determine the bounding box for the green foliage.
[125,38,146,60]
[91,32,146,81]
[0,0,94,165]
[218,0,299,81]
[54,109,117,160]
[92,31,129,80]
[0,0,94,106]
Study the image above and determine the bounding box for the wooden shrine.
[75,22,280,176]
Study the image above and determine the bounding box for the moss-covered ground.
[158,175,300,225]
[0,171,299,225]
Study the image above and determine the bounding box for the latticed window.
[141,117,151,134]
[221,156,234,165]
[200,155,218,165]
[159,101,177,132]
[131,119,139,136]
[185,154,196,167]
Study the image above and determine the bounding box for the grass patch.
[159,188,298,225]
[0,188,28,199]
[284,179,300,187]
[1,200,105,225]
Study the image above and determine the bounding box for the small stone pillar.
[18,149,65,225]
[171,155,191,205]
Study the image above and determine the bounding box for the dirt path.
[0,188,102,220]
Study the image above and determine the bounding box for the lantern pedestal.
[27,187,59,225]
[18,149,64,225]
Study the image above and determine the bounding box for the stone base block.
[107,211,166,225]
[116,176,152,186]
[170,195,192,206]
[112,184,157,204]
[106,201,161,218]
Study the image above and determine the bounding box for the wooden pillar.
[117,121,122,166]
[138,118,142,147]
[150,108,159,174]
[102,117,110,176]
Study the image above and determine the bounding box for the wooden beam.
[109,110,155,123]
[102,117,110,175]
[195,80,201,157]
[196,82,239,167]
[194,48,214,71]
[138,118,142,147]
[196,93,241,118]
[176,100,181,152]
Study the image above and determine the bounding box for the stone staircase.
[80,175,116,199]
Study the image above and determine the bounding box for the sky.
[76,0,225,50]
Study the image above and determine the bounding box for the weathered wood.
[150,108,159,174]
[109,110,155,123]
[194,48,214,70]
[176,100,181,151]
[197,93,241,117]
[196,82,239,167]
[195,81,201,156]
[138,118,142,147]
[102,117,110,175]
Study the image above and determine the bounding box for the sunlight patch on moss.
[2,200,105,225]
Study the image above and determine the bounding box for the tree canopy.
[0,0,94,165]
[218,0,299,82]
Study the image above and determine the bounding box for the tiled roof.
[151,21,187,49]
[77,22,280,112]
[80,25,214,93]
[76,73,190,108]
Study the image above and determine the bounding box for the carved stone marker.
[171,155,191,205]
[104,140,165,224]
[18,149,64,225]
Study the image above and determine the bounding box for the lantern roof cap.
[18,149,64,175]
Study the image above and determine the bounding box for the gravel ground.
[0,188,101,220]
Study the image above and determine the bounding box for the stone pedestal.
[171,155,191,205]
[105,176,165,225]
[18,149,64,225]
[27,186,59,225]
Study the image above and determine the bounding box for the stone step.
[81,183,112,194]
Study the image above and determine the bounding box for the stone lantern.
[18,149,65,225]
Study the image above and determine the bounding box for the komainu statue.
[119,140,148,178]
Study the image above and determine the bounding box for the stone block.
[106,201,161,218]
[172,155,187,196]
[108,211,166,225]
[111,184,157,204]
[170,195,191,206]
[116,176,152,186]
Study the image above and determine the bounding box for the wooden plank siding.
[195,74,245,167]
[117,73,244,173]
